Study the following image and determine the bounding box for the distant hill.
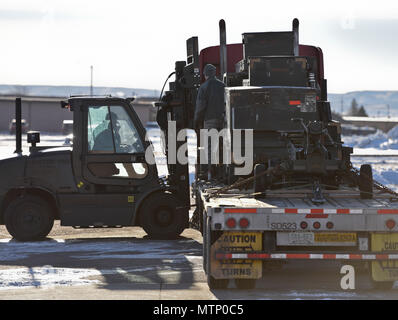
[329,91,398,118]
[0,84,159,98]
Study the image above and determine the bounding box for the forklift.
[0,96,190,241]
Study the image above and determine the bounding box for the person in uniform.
[194,64,226,179]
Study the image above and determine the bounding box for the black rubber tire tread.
[205,217,229,289]
[140,192,187,240]
[235,278,257,290]
[4,195,54,241]
[371,281,395,290]
[359,164,373,199]
[368,262,395,290]
[208,276,229,290]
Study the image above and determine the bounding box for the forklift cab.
[59,96,160,227]
[67,96,157,184]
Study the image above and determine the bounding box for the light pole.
[90,65,93,96]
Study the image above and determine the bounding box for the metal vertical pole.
[90,65,93,96]
[293,18,299,56]
[14,97,22,154]
[219,19,228,83]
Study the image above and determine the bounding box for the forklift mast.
[157,37,201,207]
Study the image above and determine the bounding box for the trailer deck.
[197,183,398,286]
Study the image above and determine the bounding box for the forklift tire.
[359,164,373,199]
[140,193,187,240]
[4,195,54,241]
[235,278,257,290]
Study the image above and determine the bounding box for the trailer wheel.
[359,164,373,199]
[208,275,229,290]
[204,217,229,289]
[140,193,187,240]
[235,279,256,290]
[368,262,395,289]
[4,195,54,241]
[371,280,395,290]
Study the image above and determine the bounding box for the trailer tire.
[368,262,395,289]
[359,164,373,199]
[140,193,187,240]
[204,217,228,289]
[235,279,256,290]
[208,275,229,290]
[4,195,54,241]
[371,280,395,290]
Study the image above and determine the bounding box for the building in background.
[0,95,157,133]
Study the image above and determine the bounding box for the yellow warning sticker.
[128,196,135,203]
[314,232,357,243]
[371,233,398,282]
[210,232,262,280]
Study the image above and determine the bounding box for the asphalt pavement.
[0,223,397,300]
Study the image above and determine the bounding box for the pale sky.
[0,0,397,93]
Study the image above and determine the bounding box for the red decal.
[224,208,257,213]
[216,253,232,259]
[323,254,337,259]
[377,209,398,214]
[337,209,350,214]
[289,100,301,105]
[248,253,270,259]
[305,214,329,219]
[349,254,362,260]
[311,209,324,214]
[286,254,310,259]
[285,208,298,214]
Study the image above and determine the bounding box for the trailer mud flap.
[371,233,398,282]
[210,232,262,279]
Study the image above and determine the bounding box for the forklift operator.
[92,112,122,152]
[90,111,147,179]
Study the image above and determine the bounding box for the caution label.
[371,233,398,282]
[210,232,262,280]
[314,232,356,243]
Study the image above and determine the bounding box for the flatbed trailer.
[157,18,398,289]
[197,183,398,289]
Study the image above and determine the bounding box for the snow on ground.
[341,125,398,191]
[343,125,398,151]
[0,238,202,290]
[0,266,102,290]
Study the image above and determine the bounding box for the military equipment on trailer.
[0,96,189,241]
[157,18,398,289]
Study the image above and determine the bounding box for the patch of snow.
[0,266,101,290]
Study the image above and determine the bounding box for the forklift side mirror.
[60,100,73,111]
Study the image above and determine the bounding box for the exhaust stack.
[219,19,228,83]
[292,18,299,56]
[14,97,22,154]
